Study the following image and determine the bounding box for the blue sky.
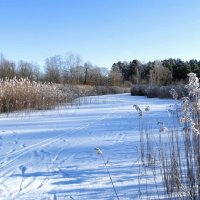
[0,0,200,68]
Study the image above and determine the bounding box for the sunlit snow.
[0,93,175,199]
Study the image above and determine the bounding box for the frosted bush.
[185,72,199,97]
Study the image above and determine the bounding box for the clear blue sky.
[0,0,200,68]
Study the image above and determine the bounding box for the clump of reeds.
[136,73,200,199]
[0,77,68,113]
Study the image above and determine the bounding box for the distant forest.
[1,53,200,86]
[112,58,200,86]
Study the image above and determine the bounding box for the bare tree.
[83,62,92,85]
[0,55,16,79]
[109,65,123,86]
[44,55,63,83]
[149,60,172,85]
[17,60,41,81]
[98,67,109,85]
[63,52,82,84]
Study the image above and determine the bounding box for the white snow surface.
[0,93,176,200]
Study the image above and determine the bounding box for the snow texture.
[0,93,175,199]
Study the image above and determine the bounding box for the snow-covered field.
[0,93,175,200]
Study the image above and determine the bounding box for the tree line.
[111,58,200,85]
[1,52,200,86]
[0,53,116,86]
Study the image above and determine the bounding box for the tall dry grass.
[0,77,68,113]
[135,73,200,199]
[0,78,130,114]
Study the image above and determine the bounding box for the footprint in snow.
[12,134,20,145]
[40,149,51,161]
[33,150,40,157]
[7,149,15,154]
[14,140,18,145]
[20,144,26,148]
[40,149,51,156]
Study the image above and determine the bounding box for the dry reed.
[135,73,200,199]
[0,77,68,113]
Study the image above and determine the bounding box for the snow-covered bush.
[131,84,186,99]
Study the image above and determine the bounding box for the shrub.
[131,84,186,99]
